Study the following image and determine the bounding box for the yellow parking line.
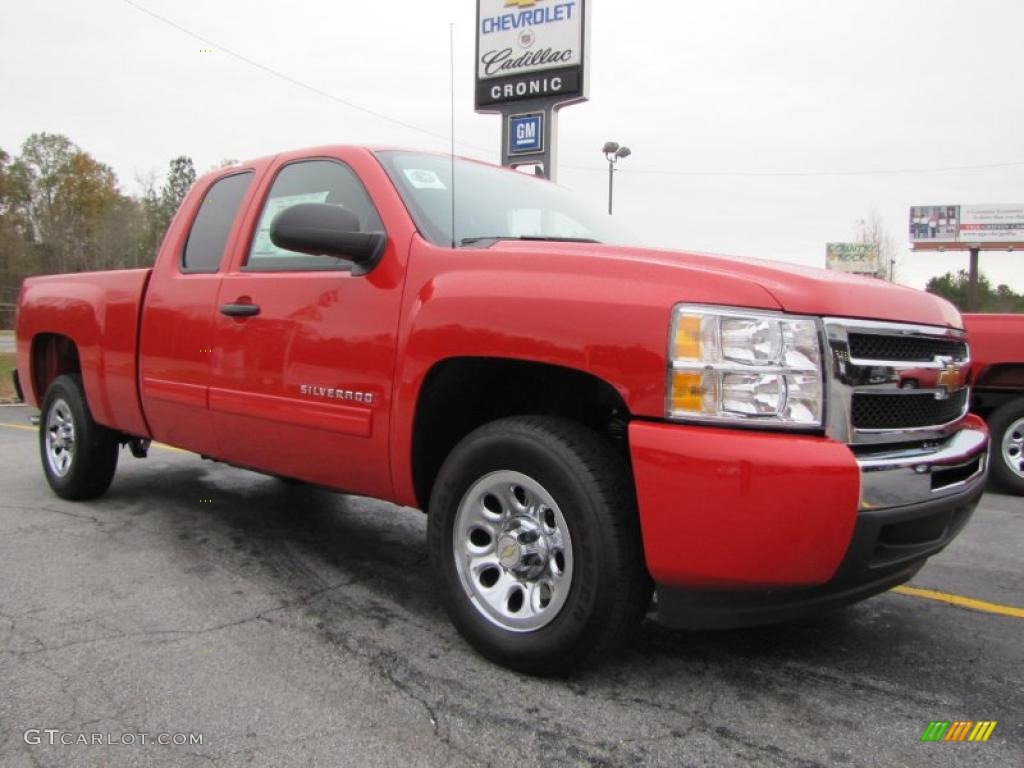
[893,585,1024,619]
[0,422,36,433]
[154,442,189,454]
[1,422,188,456]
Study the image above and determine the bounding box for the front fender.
[387,237,781,506]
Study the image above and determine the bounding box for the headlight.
[667,305,825,427]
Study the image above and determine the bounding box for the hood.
[490,241,962,329]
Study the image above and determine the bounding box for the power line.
[122,0,492,156]
[562,159,1024,178]
[124,1,1023,180]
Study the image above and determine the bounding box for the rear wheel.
[988,398,1024,495]
[427,416,651,674]
[40,374,119,500]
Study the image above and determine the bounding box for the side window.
[181,172,253,273]
[245,159,384,271]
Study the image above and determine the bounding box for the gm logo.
[509,113,544,155]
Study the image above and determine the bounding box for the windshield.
[375,151,635,248]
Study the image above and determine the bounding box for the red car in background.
[964,313,1024,495]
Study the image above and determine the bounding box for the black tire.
[427,416,651,674]
[987,398,1024,495]
[39,374,119,500]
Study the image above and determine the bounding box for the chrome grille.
[847,334,967,363]
[824,318,971,445]
[852,390,969,430]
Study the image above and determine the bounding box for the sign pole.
[500,103,558,180]
[607,159,614,215]
[968,246,980,311]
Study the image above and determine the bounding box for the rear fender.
[17,271,152,437]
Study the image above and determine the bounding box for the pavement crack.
[0,503,104,526]
[378,653,442,732]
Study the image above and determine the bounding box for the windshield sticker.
[403,169,447,190]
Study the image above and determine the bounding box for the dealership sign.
[476,0,588,110]
[826,243,879,275]
[475,1,589,179]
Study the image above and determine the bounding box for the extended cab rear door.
[138,166,264,456]
[207,149,410,499]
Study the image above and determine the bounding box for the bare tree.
[856,209,899,282]
[206,158,239,173]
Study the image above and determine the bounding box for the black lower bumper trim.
[656,483,984,630]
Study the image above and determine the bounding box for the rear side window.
[181,172,253,273]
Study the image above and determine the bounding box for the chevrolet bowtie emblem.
[935,362,960,395]
[506,0,543,7]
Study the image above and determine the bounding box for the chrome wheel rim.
[45,398,76,478]
[453,470,574,633]
[1002,416,1024,479]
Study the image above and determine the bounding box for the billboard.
[959,204,1024,243]
[910,203,1024,249]
[826,243,879,275]
[476,0,588,110]
[909,205,959,243]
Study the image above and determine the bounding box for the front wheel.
[427,416,651,674]
[988,398,1024,495]
[40,374,119,500]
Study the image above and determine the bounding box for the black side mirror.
[270,202,387,274]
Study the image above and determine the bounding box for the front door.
[208,156,404,499]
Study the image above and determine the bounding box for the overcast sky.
[2,0,1022,290]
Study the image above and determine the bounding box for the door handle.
[220,302,260,317]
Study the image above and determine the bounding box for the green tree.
[0,147,32,327]
[159,156,196,224]
[13,132,76,245]
[13,133,126,273]
[926,270,1024,313]
[1,137,216,329]
[138,155,197,264]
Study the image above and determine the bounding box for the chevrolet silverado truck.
[964,313,1024,495]
[13,146,990,672]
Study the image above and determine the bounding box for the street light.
[602,141,631,215]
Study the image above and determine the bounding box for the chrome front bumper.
[856,418,989,510]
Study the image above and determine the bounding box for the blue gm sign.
[508,113,544,155]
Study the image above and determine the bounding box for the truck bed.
[17,269,153,437]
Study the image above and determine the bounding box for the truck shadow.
[100,454,979,693]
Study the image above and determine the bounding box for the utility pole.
[602,141,631,215]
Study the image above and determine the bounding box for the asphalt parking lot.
[0,404,1020,767]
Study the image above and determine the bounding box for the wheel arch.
[31,333,82,405]
[409,356,631,511]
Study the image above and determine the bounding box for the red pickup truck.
[14,146,990,672]
[964,313,1024,495]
